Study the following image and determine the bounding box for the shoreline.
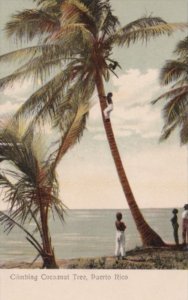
[1,247,188,269]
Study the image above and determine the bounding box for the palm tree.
[152,36,188,144]
[0,0,187,246]
[0,101,89,268]
[0,120,63,268]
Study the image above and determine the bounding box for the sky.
[0,0,188,209]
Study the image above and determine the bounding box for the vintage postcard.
[0,0,188,299]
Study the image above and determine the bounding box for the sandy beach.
[1,247,188,269]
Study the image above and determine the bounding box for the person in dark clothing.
[171,208,179,245]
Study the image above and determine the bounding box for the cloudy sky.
[0,0,188,209]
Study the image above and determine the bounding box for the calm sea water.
[0,208,183,262]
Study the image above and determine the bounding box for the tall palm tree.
[0,120,63,268]
[152,36,188,144]
[0,0,187,246]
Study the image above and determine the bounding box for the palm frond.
[159,122,178,142]
[55,70,95,123]
[162,89,188,125]
[0,211,43,254]
[94,0,119,38]
[0,42,80,90]
[51,22,94,49]
[86,0,117,31]
[0,43,74,65]
[1,170,62,233]
[5,9,60,41]
[61,0,119,38]
[51,194,67,223]
[49,74,95,167]
[180,116,188,145]
[52,101,89,167]
[4,115,33,145]
[0,129,38,181]
[171,78,188,88]
[159,60,188,85]
[152,85,188,104]
[174,36,188,57]
[35,0,63,10]
[12,64,75,122]
[7,191,35,226]
[0,56,63,90]
[0,175,19,210]
[0,46,41,65]
[108,17,188,47]
[100,9,120,37]
[61,0,95,26]
[0,124,65,222]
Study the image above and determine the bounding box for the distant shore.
[1,247,188,269]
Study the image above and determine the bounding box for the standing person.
[115,212,126,260]
[170,208,179,245]
[182,204,188,245]
[103,92,113,121]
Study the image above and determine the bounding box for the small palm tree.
[0,0,187,246]
[152,36,188,144]
[0,120,64,268]
[0,101,89,268]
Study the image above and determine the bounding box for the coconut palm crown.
[0,0,187,246]
[152,36,188,144]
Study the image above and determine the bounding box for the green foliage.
[0,120,65,259]
[5,9,60,42]
[152,36,188,145]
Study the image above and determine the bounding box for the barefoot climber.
[103,92,113,120]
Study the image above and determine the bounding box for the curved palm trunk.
[38,188,59,268]
[95,72,165,247]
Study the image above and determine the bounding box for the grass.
[1,246,188,269]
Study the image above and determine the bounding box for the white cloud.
[112,68,160,105]
[0,101,20,114]
[0,79,41,121]
[93,133,106,141]
[0,79,35,102]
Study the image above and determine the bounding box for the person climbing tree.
[103,92,113,121]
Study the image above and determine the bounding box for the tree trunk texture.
[38,188,59,268]
[95,72,165,247]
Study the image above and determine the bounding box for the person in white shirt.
[182,204,188,245]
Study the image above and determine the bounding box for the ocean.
[0,208,183,263]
